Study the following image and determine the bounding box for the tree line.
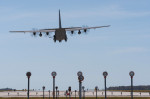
[107,85,150,90]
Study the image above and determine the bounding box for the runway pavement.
[0,91,150,97]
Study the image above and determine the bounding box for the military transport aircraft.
[10,10,110,42]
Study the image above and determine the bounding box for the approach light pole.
[42,86,45,99]
[84,90,86,99]
[26,72,31,99]
[56,86,58,99]
[68,86,71,99]
[77,71,83,99]
[65,90,68,99]
[75,90,77,99]
[129,71,135,99]
[51,71,57,99]
[48,90,50,99]
[82,86,85,99]
[103,71,108,99]
[77,71,84,99]
[95,86,98,99]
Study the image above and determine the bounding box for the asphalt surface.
[0,91,150,97]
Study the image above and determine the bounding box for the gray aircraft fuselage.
[54,28,67,42]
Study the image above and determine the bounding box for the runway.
[0,91,150,97]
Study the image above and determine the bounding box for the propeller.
[82,25,90,34]
[78,30,81,34]
[49,36,53,38]
[39,32,42,37]
[71,31,74,34]
[46,32,49,36]
[67,26,77,36]
[74,25,90,35]
[45,32,54,39]
[31,28,38,37]
[44,32,49,37]
[33,32,36,36]
[68,30,76,36]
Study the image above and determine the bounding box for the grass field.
[1,97,150,99]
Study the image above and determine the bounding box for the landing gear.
[53,35,56,42]
[65,36,67,42]
[59,40,61,42]
[53,35,68,42]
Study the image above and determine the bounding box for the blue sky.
[0,0,150,91]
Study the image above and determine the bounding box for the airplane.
[10,10,110,42]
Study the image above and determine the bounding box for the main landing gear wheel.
[53,35,56,42]
[65,38,67,42]
[59,40,62,42]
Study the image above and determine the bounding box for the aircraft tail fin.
[59,10,62,28]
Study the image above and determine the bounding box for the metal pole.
[105,77,107,99]
[82,87,85,99]
[66,90,67,99]
[75,90,76,99]
[79,81,82,99]
[58,90,59,99]
[81,82,82,98]
[131,77,133,99]
[69,91,71,99]
[84,90,85,99]
[28,77,30,99]
[53,77,55,99]
[79,82,80,99]
[43,89,44,99]
[49,90,50,99]
[56,88,57,99]
[82,89,84,99]
[96,89,97,99]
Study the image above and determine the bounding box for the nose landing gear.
[59,40,62,42]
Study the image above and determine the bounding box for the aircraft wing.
[65,25,110,31]
[10,29,56,33]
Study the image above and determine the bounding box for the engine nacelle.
[33,32,36,36]
[71,31,74,34]
[46,32,49,35]
[84,29,87,32]
[39,32,42,37]
[78,30,81,34]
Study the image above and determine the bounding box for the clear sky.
[0,0,150,91]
